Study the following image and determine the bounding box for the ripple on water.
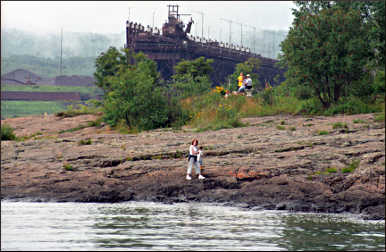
[1,201,384,251]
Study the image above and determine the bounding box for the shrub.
[341,159,360,173]
[102,67,171,131]
[317,130,329,135]
[114,119,131,134]
[95,47,186,132]
[353,119,366,124]
[297,98,324,115]
[326,167,338,173]
[259,88,274,105]
[1,123,17,140]
[374,111,385,122]
[372,70,385,97]
[289,126,296,131]
[78,138,92,145]
[87,117,103,127]
[171,74,212,99]
[63,163,75,171]
[59,124,89,134]
[56,101,101,118]
[188,92,245,131]
[324,96,379,115]
[332,122,348,129]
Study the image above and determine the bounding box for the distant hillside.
[1,28,126,59]
[1,28,126,78]
[1,28,287,60]
[1,28,287,78]
[1,55,96,78]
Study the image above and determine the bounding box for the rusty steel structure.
[125,4,285,86]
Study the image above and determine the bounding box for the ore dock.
[125,4,285,87]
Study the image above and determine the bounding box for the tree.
[367,1,385,67]
[170,57,213,98]
[95,47,174,130]
[173,56,214,80]
[279,2,374,108]
[228,57,261,91]
[94,47,160,93]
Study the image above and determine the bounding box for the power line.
[246,24,257,53]
[220,18,233,44]
[193,10,204,38]
[233,21,245,47]
[59,28,63,76]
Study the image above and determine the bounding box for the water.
[1,201,384,251]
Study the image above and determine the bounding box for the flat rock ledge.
[1,113,384,220]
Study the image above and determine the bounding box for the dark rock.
[1,113,384,220]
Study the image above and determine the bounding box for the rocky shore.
[1,113,384,220]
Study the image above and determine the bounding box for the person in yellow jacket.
[237,72,244,89]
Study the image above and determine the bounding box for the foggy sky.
[2,1,296,41]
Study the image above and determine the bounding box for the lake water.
[1,201,384,251]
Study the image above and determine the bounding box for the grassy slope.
[1,101,68,119]
[1,84,103,119]
[1,84,102,96]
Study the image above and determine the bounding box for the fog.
[1,1,296,61]
[2,1,296,45]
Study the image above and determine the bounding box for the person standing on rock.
[197,146,204,173]
[186,139,205,180]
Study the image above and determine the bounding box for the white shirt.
[197,150,203,161]
[189,145,198,155]
[245,77,252,87]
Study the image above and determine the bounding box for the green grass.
[374,111,385,122]
[78,138,92,145]
[341,159,360,173]
[276,125,286,130]
[332,122,348,129]
[317,130,329,135]
[1,101,68,119]
[59,124,89,134]
[353,119,367,124]
[55,102,101,118]
[1,84,102,96]
[63,163,75,171]
[326,167,338,173]
[1,123,17,140]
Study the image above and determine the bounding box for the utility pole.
[247,24,257,53]
[234,21,244,47]
[152,11,155,28]
[193,10,204,38]
[59,28,63,76]
[221,18,233,44]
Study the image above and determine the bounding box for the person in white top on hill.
[244,74,253,96]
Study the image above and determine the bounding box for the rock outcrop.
[1,113,384,220]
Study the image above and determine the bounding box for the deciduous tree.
[280,1,374,108]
